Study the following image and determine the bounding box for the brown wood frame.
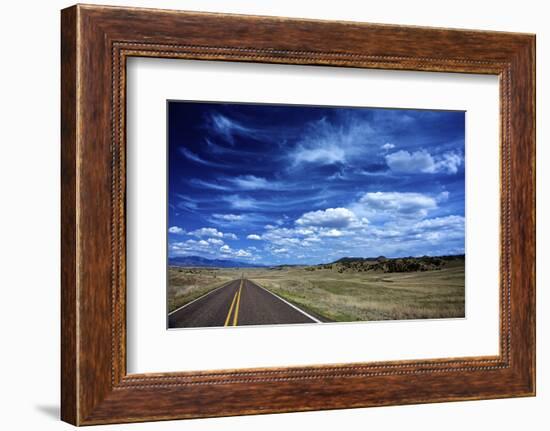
[61,4,536,426]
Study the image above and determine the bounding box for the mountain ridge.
[321,254,464,273]
[168,255,264,268]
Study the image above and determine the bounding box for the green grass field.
[168,260,465,321]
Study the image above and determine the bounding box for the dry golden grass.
[167,267,241,312]
[167,261,465,322]
[243,261,465,322]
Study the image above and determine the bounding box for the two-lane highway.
[168,278,320,328]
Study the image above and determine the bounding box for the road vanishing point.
[168,277,321,328]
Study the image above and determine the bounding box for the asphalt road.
[168,278,320,328]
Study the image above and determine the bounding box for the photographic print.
[167,101,465,329]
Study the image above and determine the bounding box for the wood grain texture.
[60,4,536,425]
[60,5,78,425]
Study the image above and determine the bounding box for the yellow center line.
[232,280,244,326]
[223,284,240,327]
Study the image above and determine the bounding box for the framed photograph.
[165,101,466,330]
[61,4,535,425]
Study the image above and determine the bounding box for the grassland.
[244,260,464,322]
[168,259,465,321]
[168,267,242,312]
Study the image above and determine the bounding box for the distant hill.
[312,254,464,273]
[334,256,386,264]
[168,255,263,268]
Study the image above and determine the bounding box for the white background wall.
[0,0,546,429]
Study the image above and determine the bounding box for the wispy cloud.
[174,194,199,212]
[190,179,231,191]
[179,147,226,168]
[169,102,465,263]
[207,212,271,229]
[222,195,259,210]
[289,116,375,167]
[205,138,257,156]
[207,113,260,145]
[220,191,340,213]
[228,175,282,190]
[192,175,287,191]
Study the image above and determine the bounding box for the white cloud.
[357,192,438,218]
[261,226,315,247]
[218,244,253,259]
[280,237,301,245]
[385,150,463,174]
[207,238,224,245]
[385,150,434,173]
[247,234,262,240]
[219,245,232,254]
[302,236,321,243]
[319,228,344,237]
[382,143,395,151]
[170,235,256,261]
[188,227,224,238]
[273,248,288,254]
[259,210,366,251]
[168,226,184,234]
[293,145,346,165]
[296,207,358,228]
[188,227,238,240]
[211,213,242,221]
[434,152,463,174]
[365,214,465,249]
[169,238,213,255]
[413,215,465,231]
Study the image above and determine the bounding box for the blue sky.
[168,101,465,265]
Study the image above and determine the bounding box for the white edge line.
[167,279,235,316]
[249,280,322,324]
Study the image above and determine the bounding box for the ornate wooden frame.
[61,4,536,425]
